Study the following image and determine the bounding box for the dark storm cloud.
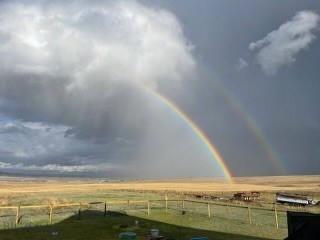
[0,120,125,175]
[1,0,320,177]
[0,0,194,137]
[0,122,28,134]
[0,0,224,178]
[0,72,149,141]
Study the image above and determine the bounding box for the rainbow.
[139,76,285,179]
[142,86,233,182]
[211,79,286,174]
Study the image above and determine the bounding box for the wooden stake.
[165,195,168,213]
[207,203,211,218]
[78,203,81,220]
[104,202,107,217]
[247,206,252,224]
[274,204,279,229]
[182,200,185,209]
[15,204,20,226]
[147,200,150,216]
[49,205,53,224]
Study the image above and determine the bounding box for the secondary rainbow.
[142,86,233,182]
[211,79,286,174]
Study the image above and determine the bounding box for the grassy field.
[0,175,318,239]
[0,175,319,196]
[0,210,280,240]
[0,207,289,239]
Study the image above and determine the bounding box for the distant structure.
[276,193,318,206]
[233,192,260,201]
[185,193,220,201]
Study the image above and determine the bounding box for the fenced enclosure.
[0,195,318,231]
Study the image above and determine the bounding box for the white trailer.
[276,193,318,206]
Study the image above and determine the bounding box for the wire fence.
[0,196,318,230]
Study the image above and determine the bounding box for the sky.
[0,0,319,178]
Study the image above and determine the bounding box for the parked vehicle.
[276,193,318,206]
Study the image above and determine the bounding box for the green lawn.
[0,210,282,240]
[0,190,290,239]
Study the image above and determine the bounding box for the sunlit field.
[0,176,319,239]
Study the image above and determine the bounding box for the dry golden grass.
[0,175,318,195]
[0,176,316,240]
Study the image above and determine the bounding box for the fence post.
[147,200,150,216]
[15,204,20,226]
[49,205,53,224]
[78,203,81,220]
[274,204,279,229]
[247,206,252,224]
[182,200,185,209]
[207,203,211,218]
[165,194,168,213]
[104,202,107,217]
[127,200,130,207]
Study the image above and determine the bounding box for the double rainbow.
[143,86,233,182]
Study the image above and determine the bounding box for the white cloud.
[249,11,319,75]
[0,161,116,173]
[0,0,195,90]
[236,57,248,70]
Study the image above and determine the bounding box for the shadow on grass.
[0,210,271,240]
